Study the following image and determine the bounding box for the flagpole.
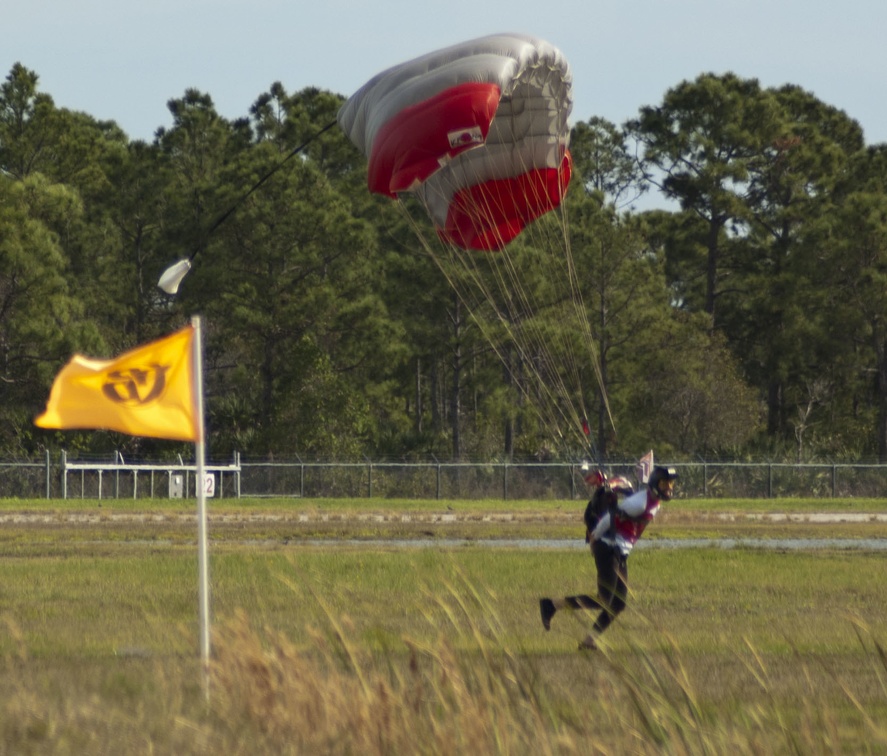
[192,315,211,699]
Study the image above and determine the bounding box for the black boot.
[539,598,556,630]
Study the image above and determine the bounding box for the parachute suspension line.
[556,195,616,440]
[471,141,613,452]
[408,225,580,455]
[484,149,603,448]
[197,119,339,258]
[478,153,609,453]
[527,187,612,455]
[399,149,610,459]
[159,118,338,294]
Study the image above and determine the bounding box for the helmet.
[648,466,678,500]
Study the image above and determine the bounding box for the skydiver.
[539,465,679,650]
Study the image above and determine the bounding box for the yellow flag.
[35,325,200,442]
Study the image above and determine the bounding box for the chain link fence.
[4,454,887,500]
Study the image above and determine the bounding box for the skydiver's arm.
[591,512,610,541]
[618,491,648,519]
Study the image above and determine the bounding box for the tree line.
[2,62,886,463]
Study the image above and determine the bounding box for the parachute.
[339,34,613,458]
[337,33,573,251]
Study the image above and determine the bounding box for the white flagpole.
[192,315,211,698]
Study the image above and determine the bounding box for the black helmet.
[648,466,678,500]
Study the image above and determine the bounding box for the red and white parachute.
[337,33,573,251]
[340,34,611,458]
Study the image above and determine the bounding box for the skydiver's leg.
[540,540,623,634]
[565,594,602,609]
[539,536,609,634]
[591,542,628,634]
[540,593,603,630]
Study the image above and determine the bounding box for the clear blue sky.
[7,0,887,145]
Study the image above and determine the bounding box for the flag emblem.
[102,366,170,405]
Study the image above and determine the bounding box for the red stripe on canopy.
[439,151,572,251]
[367,83,501,197]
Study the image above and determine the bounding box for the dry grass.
[2,498,887,753]
[3,573,886,755]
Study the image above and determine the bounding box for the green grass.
[1,498,886,753]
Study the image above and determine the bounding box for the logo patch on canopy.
[447,126,484,149]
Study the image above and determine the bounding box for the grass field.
[1,496,886,753]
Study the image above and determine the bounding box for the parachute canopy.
[338,33,573,251]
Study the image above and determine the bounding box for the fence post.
[503,463,508,501]
[436,464,441,500]
[45,449,51,499]
[236,451,242,498]
[768,464,772,498]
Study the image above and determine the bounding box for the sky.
[6,0,887,146]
